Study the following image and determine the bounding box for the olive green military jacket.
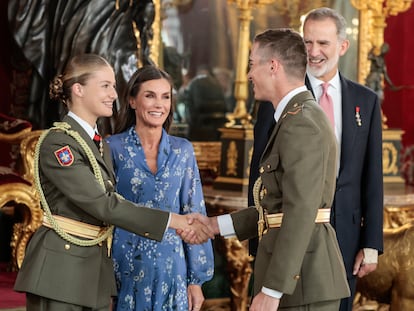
[232,91,350,307]
[14,116,170,308]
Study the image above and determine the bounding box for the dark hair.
[49,54,112,107]
[302,7,347,41]
[114,65,174,134]
[254,28,307,81]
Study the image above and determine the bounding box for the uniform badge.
[54,146,74,166]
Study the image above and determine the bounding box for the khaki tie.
[319,82,335,128]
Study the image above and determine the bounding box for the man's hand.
[353,249,378,278]
[170,213,215,244]
[187,214,220,235]
[179,214,220,242]
[249,292,280,311]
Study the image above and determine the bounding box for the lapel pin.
[355,106,362,127]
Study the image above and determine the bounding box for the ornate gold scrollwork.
[224,238,253,311]
[382,141,399,175]
[226,141,238,176]
[351,0,413,84]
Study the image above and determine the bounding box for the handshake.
[170,213,220,244]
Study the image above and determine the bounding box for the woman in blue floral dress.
[106,66,214,311]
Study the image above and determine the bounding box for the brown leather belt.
[266,208,331,228]
[42,213,107,239]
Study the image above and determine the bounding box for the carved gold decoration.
[192,141,222,173]
[151,0,161,66]
[20,130,43,183]
[246,146,253,176]
[383,128,405,183]
[384,203,414,229]
[355,190,414,310]
[3,185,42,269]
[214,127,252,191]
[132,22,143,68]
[357,221,414,310]
[351,0,413,84]
[382,142,398,175]
[0,129,43,270]
[224,238,253,311]
[226,141,238,176]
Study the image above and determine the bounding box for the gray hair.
[302,7,347,41]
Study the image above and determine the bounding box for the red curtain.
[383,5,414,147]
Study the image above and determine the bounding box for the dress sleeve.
[180,141,214,285]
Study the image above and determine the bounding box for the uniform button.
[266,164,271,169]
[293,103,298,107]
[144,232,150,237]
[65,244,71,250]
[294,275,300,280]
[259,167,264,173]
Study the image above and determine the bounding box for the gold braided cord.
[34,122,113,247]
[253,176,266,240]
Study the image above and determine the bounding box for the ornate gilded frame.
[351,0,413,84]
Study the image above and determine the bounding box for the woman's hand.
[188,284,204,311]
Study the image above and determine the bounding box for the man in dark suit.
[248,8,384,311]
[208,28,350,310]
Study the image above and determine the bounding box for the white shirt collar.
[306,70,340,94]
[67,111,98,139]
[274,85,308,122]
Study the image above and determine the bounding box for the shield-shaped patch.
[54,146,74,166]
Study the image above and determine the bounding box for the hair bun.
[49,74,65,102]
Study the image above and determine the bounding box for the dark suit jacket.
[305,75,384,277]
[248,101,276,207]
[234,91,350,307]
[14,116,170,308]
[248,75,384,278]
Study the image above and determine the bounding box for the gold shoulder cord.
[253,176,267,240]
[34,122,114,251]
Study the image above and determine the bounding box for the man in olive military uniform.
[206,29,350,310]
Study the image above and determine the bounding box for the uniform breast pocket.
[260,154,282,198]
[261,154,280,174]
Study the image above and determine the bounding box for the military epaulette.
[52,121,72,130]
[281,103,304,119]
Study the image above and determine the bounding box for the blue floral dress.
[106,127,214,311]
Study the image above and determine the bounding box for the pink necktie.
[319,82,335,128]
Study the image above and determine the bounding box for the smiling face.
[303,17,349,82]
[71,65,117,126]
[130,78,172,130]
[247,42,274,102]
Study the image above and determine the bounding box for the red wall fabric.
[383,5,414,147]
